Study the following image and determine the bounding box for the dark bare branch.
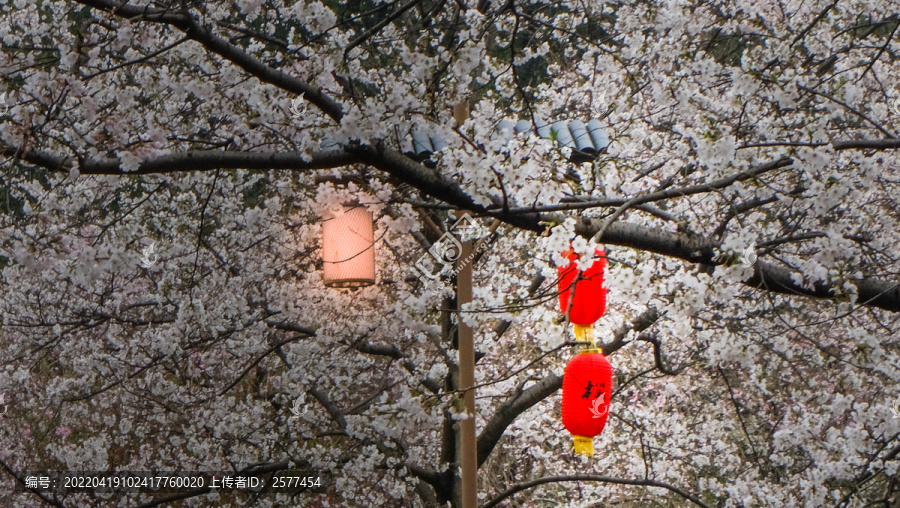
[637,331,683,375]
[71,0,345,121]
[481,474,710,508]
[353,340,442,393]
[344,0,426,57]
[1,143,358,176]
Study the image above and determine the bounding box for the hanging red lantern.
[558,248,607,343]
[561,348,613,456]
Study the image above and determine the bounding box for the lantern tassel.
[573,435,594,456]
[573,324,596,348]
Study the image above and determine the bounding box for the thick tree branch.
[476,373,562,467]
[567,218,900,313]
[346,142,526,226]
[481,474,710,508]
[603,307,663,353]
[740,138,900,151]
[11,142,898,313]
[832,138,900,150]
[746,260,900,312]
[1,144,358,175]
[309,386,348,430]
[264,318,318,336]
[355,146,900,312]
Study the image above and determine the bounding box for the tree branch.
[476,373,562,467]
[0,458,67,508]
[798,85,896,138]
[481,474,710,508]
[72,0,345,121]
[309,386,348,429]
[832,138,900,150]
[568,218,900,313]
[344,0,425,57]
[791,0,838,46]
[495,157,793,215]
[860,15,900,79]
[1,144,358,175]
[11,141,898,313]
[637,331,684,375]
[353,340,442,393]
[583,157,793,242]
[264,318,318,336]
[361,147,900,312]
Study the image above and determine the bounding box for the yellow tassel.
[573,324,596,348]
[573,435,594,456]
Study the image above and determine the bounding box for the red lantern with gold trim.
[558,248,607,343]
[561,348,613,456]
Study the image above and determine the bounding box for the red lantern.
[562,349,613,456]
[558,248,607,342]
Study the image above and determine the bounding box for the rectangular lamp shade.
[322,207,376,288]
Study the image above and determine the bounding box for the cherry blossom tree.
[1,0,899,506]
